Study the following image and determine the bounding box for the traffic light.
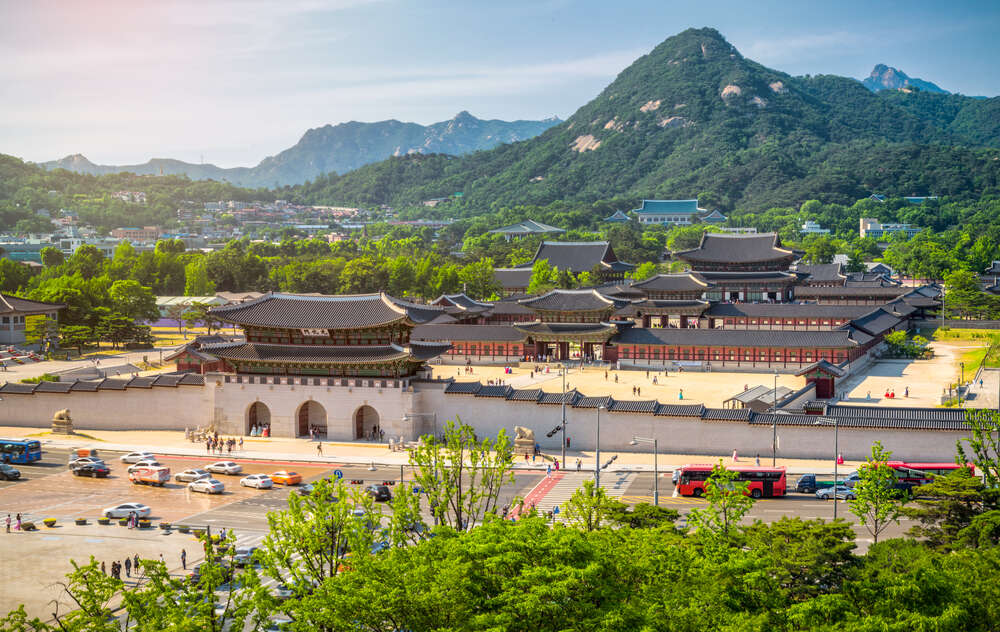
[546,425,562,438]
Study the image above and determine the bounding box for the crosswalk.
[527,472,636,522]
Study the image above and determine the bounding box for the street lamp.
[595,405,605,490]
[560,364,567,469]
[814,416,839,519]
[959,362,965,408]
[772,369,779,466]
[630,435,659,506]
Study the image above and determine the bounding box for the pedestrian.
[632,385,637,395]
[15,513,21,531]
[532,452,536,463]
[614,374,618,383]
[566,437,570,449]
[980,379,985,390]
[554,459,560,471]
[604,371,608,380]
[546,464,551,477]
[4,514,9,533]
[159,553,165,566]
[755,453,760,466]
[317,442,323,456]
[181,548,187,570]
[576,458,581,472]
[124,556,131,577]
[238,437,243,450]
[101,561,106,575]
[904,386,909,398]
[206,438,212,453]
[524,452,528,462]
[732,449,739,462]
[637,386,641,396]
[134,554,139,570]
[679,389,684,400]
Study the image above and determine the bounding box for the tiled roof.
[608,399,657,413]
[824,405,966,421]
[516,322,617,336]
[525,241,634,273]
[615,300,710,316]
[795,263,845,282]
[444,381,482,394]
[0,382,39,394]
[696,271,798,283]
[654,403,706,416]
[476,385,512,398]
[508,388,542,402]
[725,385,772,404]
[537,390,580,405]
[704,303,873,319]
[674,233,794,264]
[411,324,528,342]
[850,308,901,336]
[210,292,414,329]
[209,343,435,364]
[604,210,631,222]
[493,268,533,288]
[632,199,700,215]
[33,381,75,393]
[385,297,449,324]
[409,342,454,361]
[575,395,613,409]
[794,359,847,377]
[483,300,535,315]
[632,274,711,292]
[0,293,64,315]
[702,408,753,421]
[488,219,564,235]
[794,286,910,298]
[431,294,492,311]
[519,289,615,312]
[612,327,863,348]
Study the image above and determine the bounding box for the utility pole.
[560,365,567,469]
[595,405,604,489]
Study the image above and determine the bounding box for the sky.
[2,0,998,167]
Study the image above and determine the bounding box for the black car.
[0,464,20,480]
[73,463,111,478]
[366,484,392,502]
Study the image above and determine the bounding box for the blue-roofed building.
[630,199,726,226]
[904,196,939,205]
[603,210,631,223]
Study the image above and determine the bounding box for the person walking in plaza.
[576,458,581,472]
[134,554,139,571]
[15,513,21,531]
[732,449,739,462]
[317,442,323,456]
[5,514,9,533]
[238,436,243,450]
[546,463,552,477]
[181,548,187,570]
[124,556,131,577]
[755,454,760,466]
[101,561,106,575]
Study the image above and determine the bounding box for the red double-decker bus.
[675,464,787,498]
[886,461,975,487]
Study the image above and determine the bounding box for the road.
[0,446,911,619]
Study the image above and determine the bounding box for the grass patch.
[926,327,1000,342]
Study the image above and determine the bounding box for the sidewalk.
[0,426,862,475]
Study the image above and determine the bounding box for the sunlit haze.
[3,0,998,167]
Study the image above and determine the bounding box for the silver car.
[119,451,155,464]
[188,478,225,494]
[206,461,243,475]
[816,486,856,500]
[175,468,211,483]
[127,460,162,473]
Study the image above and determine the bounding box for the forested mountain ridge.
[289,28,1000,212]
[39,112,561,188]
[863,64,948,94]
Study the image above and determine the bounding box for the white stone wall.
[417,385,968,462]
[0,386,211,431]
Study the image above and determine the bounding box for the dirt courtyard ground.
[429,339,983,409]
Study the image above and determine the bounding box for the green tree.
[183,258,216,296]
[903,469,1000,549]
[39,246,64,268]
[58,325,94,355]
[686,460,755,539]
[526,259,556,294]
[848,440,903,545]
[409,419,515,530]
[458,257,500,299]
[628,261,658,281]
[109,279,158,322]
[563,478,618,531]
[959,409,1000,487]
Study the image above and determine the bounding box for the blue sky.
[2,0,998,167]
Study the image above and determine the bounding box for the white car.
[119,451,155,464]
[206,461,243,475]
[240,474,273,489]
[103,502,151,519]
[127,460,162,474]
[69,456,105,468]
[188,478,225,494]
[233,546,258,567]
[175,468,211,483]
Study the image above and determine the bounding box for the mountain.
[39,112,560,187]
[290,28,1000,212]
[862,64,948,94]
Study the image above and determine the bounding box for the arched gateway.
[247,401,270,434]
[354,405,380,440]
[297,400,327,437]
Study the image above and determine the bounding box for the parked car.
[0,463,21,480]
[206,461,242,475]
[816,486,856,500]
[270,471,302,485]
[188,561,232,584]
[119,451,155,464]
[73,463,110,478]
[240,474,273,489]
[127,460,162,474]
[272,584,294,600]
[842,472,862,488]
[296,483,315,496]
[129,465,170,486]
[366,484,392,502]
[103,503,151,519]
[233,546,258,567]
[795,474,838,494]
[189,478,225,494]
[175,468,211,483]
[69,456,105,469]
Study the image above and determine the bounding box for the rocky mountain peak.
[862,64,948,94]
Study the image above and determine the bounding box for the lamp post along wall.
[815,416,839,519]
[560,365,566,469]
[595,405,604,489]
[631,435,659,506]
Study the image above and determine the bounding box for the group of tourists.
[4,513,21,532]
[100,553,145,580]
[205,434,242,454]
[249,424,270,437]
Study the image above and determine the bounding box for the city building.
[0,293,64,346]
[603,210,631,223]
[859,218,922,240]
[800,220,830,235]
[487,220,565,241]
[110,226,163,242]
